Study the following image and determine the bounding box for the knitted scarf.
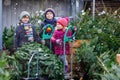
[44,18,56,25]
[23,23,34,42]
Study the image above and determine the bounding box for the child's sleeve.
[14,27,19,50]
[39,22,44,38]
[67,30,73,36]
[51,31,56,43]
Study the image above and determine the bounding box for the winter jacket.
[14,23,41,49]
[39,18,56,48]
[51,29,72,55]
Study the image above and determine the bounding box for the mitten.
[56,39,62,45]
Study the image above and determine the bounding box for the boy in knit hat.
[14,11,42,50]
[39,8,56,49]
[51,17,72,78]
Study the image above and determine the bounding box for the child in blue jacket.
[14,11,42,50]
[39,8,56,49]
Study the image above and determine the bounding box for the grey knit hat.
[19,11,30,20]
[44,8,55,18]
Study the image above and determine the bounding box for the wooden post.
[0,0,2,50]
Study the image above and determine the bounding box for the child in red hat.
[51,17,72,76]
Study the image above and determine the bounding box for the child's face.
[46,12,54,20]
[56,23,63,30]
[21,16,29,23]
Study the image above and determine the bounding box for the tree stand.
[63,25,77,80]
[20,49,43,80]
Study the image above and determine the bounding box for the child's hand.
[41,40,45,44]
[74,26,77,31]
[56,39,62,45]
[63,27,67,32]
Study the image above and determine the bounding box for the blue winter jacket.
[39,18,56,48]
[14,23,41,49]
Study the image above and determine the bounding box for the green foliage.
[97,53,120,80]
[72,9,120,52]
[5,53,22,80]
[100,64,120,80]
[0,52,11,80]
[74,9,120,80]
[73,9,120,40]
[30,11,44,33]
[71,10,96,39]
[2,26,15,50]
[76,41,100,79]
[76,38,120,80]
[7,43,64,80]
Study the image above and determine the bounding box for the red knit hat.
[57,17,69,27]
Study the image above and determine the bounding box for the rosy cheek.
[57,26,60,29]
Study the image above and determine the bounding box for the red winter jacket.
[51,29,72,55]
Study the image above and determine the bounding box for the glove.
[56,39,62,45]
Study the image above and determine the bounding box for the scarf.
[44,18,56,26]
[23,23,34,42]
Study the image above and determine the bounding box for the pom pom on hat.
[19,11,30,20]
[57,17,69,27]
